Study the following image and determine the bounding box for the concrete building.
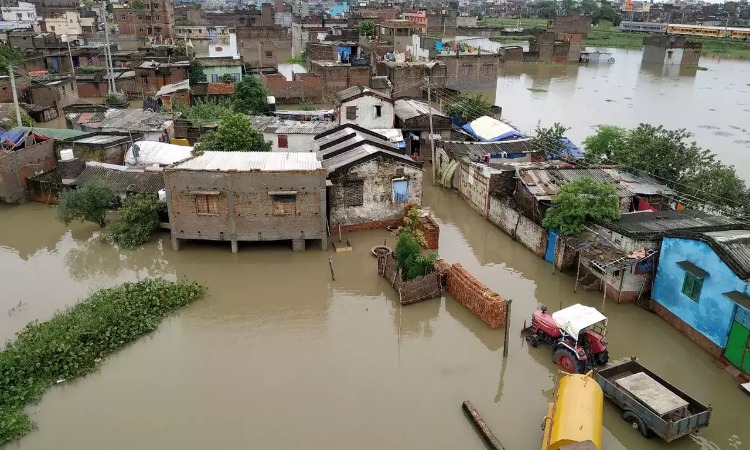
[309,60,371,98]
[376,60,447,98]
[403,10,427,34]
[196,57,243,82]
[20,0,78,18]
[41,11,94,37]
[136,60,189,96]
[379,20,422,53]
[332,85,393,128]
[164,151,328,253]
[314,124,423,232]
[28,74,78,114]
[114,0,176,41]
[642,35,702,66]
[250,116,336,152]
[174,25,239,59]
[652,230,750,375]
[1,2,37,24]
[237,27,292,68]
[155,79,190,112]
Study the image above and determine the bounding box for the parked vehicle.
[522,303,609,374]
[594,358,712,442]
[541,371,603,450]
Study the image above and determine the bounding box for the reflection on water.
[0,182,748,450]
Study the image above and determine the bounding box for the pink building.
[403,11,427,33]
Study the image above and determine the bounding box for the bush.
[395,234,436,281]
[56,181,115,228]
[107,194,163,249]
[0,279,204,445]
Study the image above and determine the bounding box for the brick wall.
[259,72,324,101]
[0,140,56,204]
[165,169,327,245]
[441,262,507,329]
[417,215,439,250]
[438,53,502,86]
[77,80,108,97]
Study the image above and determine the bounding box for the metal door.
[725,307,750,372]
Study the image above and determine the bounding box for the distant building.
[155,79,190,112]
[113,0,176,41]
[0,130,55,203]
[0,2,38,25]
[21,0,79,19]
[41,11,94,37]
[652,230,750,375]
[164,151,328,253]
[642,35,702,67]
[249,116,337,152]
[332,85,394,129]
[135,60,189,96]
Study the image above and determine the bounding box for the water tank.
[158,189,167,202]
[60,149,74,161]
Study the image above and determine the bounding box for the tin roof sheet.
[171,151,322,172]
[702,230,750,281]
[321,143,417,174]
[520,167,632,200]
[601,210,743,238]
[394,98,446,121]
[155,79,190,97]
[72,163,164,193]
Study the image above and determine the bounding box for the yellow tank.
[540,371,603,450]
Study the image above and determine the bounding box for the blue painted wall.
[653,237,750,348]
[328,3,349,17]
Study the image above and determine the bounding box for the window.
[462,65,471,75]
[140,76,148,85]
[272,194,296,216]
[392,178,409,203]
[265,50,273,57]
[50,26,55,31]
[346,106,357,120]
[61,85,66,94]
[344,180,364,207]
[211,73,219,82]
[681,272,703,302]
[155,15,160,21]
[277,134,288,149]
[234,73,242,81]
[373,105,382,118]
[121,15,126,20]
[483,64,494,75]
[196,195,219,215]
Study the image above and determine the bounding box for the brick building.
[164,152,328,253]
[259,71,324,102]
[136,60,189,96]
[114,0,176,41]
[642,35,702,66]
[0,133,55,204]
[309,60,371,98]
[376,60,447,97]
[237,27,292,68]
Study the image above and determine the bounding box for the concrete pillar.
[292,238,305,252]
[171,236,181,251]
[231,240,238,253]
[321,235,328,251]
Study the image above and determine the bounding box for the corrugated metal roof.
[394,99,447,121]
[72,163,165,194]
[702,230,750,281]
[156,79,190,97]
[74,134,129,145]
[601,210,743,238]
[321,143,417,174]
[99,109,174,132]
[333,85,391,103]
[603,170,676,196]
[171,151,322,172]
[11,127,87,140]
[441,140,532,160]
[266,120,337,135]
[313,124,392,152]
[520,168,632,200]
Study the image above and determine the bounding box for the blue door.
[545,229,558,263]
[392,179,409,203]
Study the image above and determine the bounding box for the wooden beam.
[462,401,505,450]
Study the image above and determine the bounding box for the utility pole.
[8,64,22,127]
[724,12,730,39]
[101,1,115,94]
[63,35,75,77]
[425,76,436,186]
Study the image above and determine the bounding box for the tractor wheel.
[622,411,652,438]
[553,348,583,373]
[596,350,610,366]
[526,335,539,347]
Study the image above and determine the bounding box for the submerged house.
[652,230,750,376]
[314,124,422,232]
[164,151,328,253]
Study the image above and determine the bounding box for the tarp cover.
[125,141,193,166]
[462,116,526,142]
[552,303,607,338]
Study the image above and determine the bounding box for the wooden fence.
[377,254,442,305]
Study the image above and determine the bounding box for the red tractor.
[522,303,609,374]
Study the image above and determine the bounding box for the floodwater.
[457,45,750,181]
[1,181,749,449]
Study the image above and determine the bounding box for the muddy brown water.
[1,181,748,449]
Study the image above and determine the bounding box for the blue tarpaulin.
[0,129,28,149]
[462,121,526,142]
[556,137,585,160]
[435,41,443,53]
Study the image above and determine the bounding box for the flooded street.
[460,47,750,181]
[1,180,748,450]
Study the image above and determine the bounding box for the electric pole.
[101,2,115,94]
[8,64,22,127]
[426,76,436,186]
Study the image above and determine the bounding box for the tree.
[231,76,269,115]
[173,98,232,127]
[580,0,599,16]
[19,109,34,127]
[443,94,493,125]
[219,73,236,83]
[559,0,578,14]
[542,177,621,236]
[531,122,569,159]
[538,0,558,18]
[57,182,114,228]
[358,20,375,37]
[107,194,163,249]
[582,125,627,163]
[188,59,206,84]
[0,45,24,75]
[194,112,271,153]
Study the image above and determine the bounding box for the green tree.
[531,122,569,159]
[19,109,34,127]
[188,59,207,84]
[232,76,269,114]
[593,2,621,25]
[0,45,24,75]
[194,112,271,152]
[560,0,578,14]
[582,124,627,163]
[107,194,163,249]
[580,0,599,16]
[358,20,375,37]
[298,100,316,111]
[57,182,114,228]
[173,98,232,127]
[542,176,621,236]
[538,0,558,18]
[443,94,493,125]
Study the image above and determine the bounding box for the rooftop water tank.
[60,149,74,161]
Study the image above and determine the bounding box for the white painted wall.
[1,2,36,22]
[340,95,394,129]
[263,132,316,152]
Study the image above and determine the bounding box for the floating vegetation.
[527,87,547,92]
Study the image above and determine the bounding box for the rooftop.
[248,116,337,135]
[156,79,190,97]
[321,143,420,174]
[10,126,87,140]
[170,151,323,172]
[66,109,175,133]
[72,163,165,194]
[668,229,750,281]
[519,167,634,201]
[600,210,743,239]
[441,139,533,161]
[333,85,392,104]
[137,60,190,69]
[394,98,447,121]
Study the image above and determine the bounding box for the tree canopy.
[542,176,621,236]
[443,94,493,125]
[583,124,749,212]
[358,20,375,37]
[173,98,232,127]
[231,76,269,115]
[188,59,207,84]
[107,194,163,249]
[531,122,569,159]
[194,112,271,153]
[57,182,114,228]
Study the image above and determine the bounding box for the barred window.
[344,181,364,207]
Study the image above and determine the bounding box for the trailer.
[594,358,711,442]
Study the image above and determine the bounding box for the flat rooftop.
[170,151,322,172]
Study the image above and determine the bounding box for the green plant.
[0,45,23,75]
[542,176,621,236]
[219,73,236,83]
[103,93,121,106]
[0,279,204,445]
[298,100,316,111]
[286,54,306,64]
[394,207,426,247]
[130,0,145,9]
[56,181,115,228]
[531,122,569,159]
[231,76,269,114]
[107,194,163,249]
[394,234,436,281]
[194,111,271,153]
[173,98,233,127]
[19,108,34,127]
[358,20,375,37]
[188,59,207,84]
[443,94,493,125]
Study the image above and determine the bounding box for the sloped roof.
[668,229,750,281]
[125,141,193,166]
[11,126,87,140]
[321,143,420,174]
[169,151,322,172]
[601,210,743,239]
[333,84,392,104]
[394,98,447,121]
[72,163,165,194]
[441,139,532,160]
[462,116,526,142]
[155,79,190,97]
[519,167,632,201]
[248,116,337,135]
